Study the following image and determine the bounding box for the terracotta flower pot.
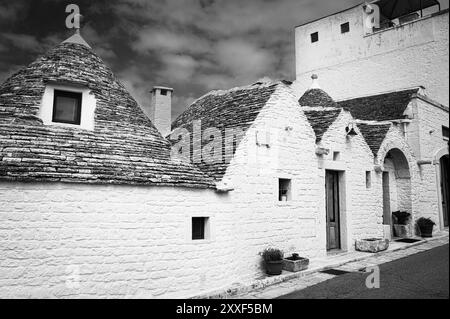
[265,260,283,276]
[419,224,434,238]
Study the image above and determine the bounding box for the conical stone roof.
[299,88,339,108]
[0,36,214,188]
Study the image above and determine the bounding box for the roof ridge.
[172,80,282,126]
[336,87,421,102]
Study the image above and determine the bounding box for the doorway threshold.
[327,249,346,256]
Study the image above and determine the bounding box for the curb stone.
[189,233,449,299]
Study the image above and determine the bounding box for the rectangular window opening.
[160,89,168,96]
[333,152,341,161]
[341,22,350,34]
[366,171,372,189]
[310,32,319,43]
[192,217,209,240]
[279,179,292,202]
[443,126,449,139]
[52,90,82,125]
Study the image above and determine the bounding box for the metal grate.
[320,269,352,276]
[395,238,422,243]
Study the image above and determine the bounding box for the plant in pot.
[261,248,284,276]
[392,211,412,238]
[416,218,436,238]
[282,253,309,272]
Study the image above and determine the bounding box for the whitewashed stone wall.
[0,183,238,298]
[384,159,399,212]
[221,84,321,284]
[0,84,323,298]
[377,125,421,227]
[1,84,440,298]
[318,111,383,246]
[294,7,449,107]
[410,99,449,227]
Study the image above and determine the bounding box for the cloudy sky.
[0,0,448,119]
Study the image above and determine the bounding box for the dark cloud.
[1,0,449,119]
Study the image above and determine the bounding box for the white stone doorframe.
[433,146,449,230]
[319,161,349,253]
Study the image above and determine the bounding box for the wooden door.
[441,156,449,227]
[326,171,341,250]
[382,172,391,226]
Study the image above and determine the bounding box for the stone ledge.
[189,232,449,299]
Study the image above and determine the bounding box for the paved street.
[279,244,449,299]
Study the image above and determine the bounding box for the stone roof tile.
[299,88,339,108]
[0,40,214,188]
[171,82,279,180]
[303,109,342,143]
[338,89,419,121]
[357,123,392,155]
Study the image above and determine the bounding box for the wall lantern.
[346,123,358,137]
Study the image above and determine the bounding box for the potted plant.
[416,218,436,238]
[261,248,284,276]
[282,253,309,272]
[392,211,412,238]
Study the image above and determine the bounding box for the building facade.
[294,0,449,233]
[293,2,449,106]
[0,1,448,299]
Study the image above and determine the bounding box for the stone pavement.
[234,234,449,299]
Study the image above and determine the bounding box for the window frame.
[366,171,372,189]
[192,217,210,241]
[278,178,292,202]
[340,22,350,34]
[52,89,83,125]
[442,126,449,140]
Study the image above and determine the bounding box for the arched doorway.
[440,155,449,227]
[382,148,412,236]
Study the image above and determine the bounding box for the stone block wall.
[0,183,237,298]
[222,84,321,284]
[319,111,383,245]
[294,8,449,107]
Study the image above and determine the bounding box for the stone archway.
[382,148,413,236]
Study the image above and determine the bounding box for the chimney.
[150,86,173,137]
[310,74,321,89]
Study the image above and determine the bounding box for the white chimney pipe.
[150,86,173,137]
[310,74,321,89]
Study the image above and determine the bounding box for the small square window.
[279,179,292,202]
[311,32,319,43]
[341,22,350,34]
[333,152,341,161]
[443,126,449,139]
[160,89,168,96]
[192,217,209,240]
[366,171,372,188]
[52,90,82,125]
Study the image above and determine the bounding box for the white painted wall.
[294,7,449,107]
[0,183,237,298]
[412,99,450,228]
[220,84,322,284]
[377,125,422,229]
[318,111,383,245]
[0,83,437,298]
